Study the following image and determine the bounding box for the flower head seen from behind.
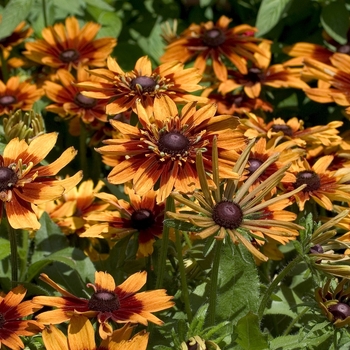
[0,132,82,230]
[0,285,43,350]
[33,271,174,339]
[23,16,116,70]
[42,315,149,350]
[161,15,269,81]
[0,76,43,115]
[78,55,207,115]
[96,95,244,203]
[167,138,305,261]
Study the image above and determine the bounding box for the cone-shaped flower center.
[88,291,120,313]
[309,244,324,254]
[212,200,243,229]
[130,76,156,92]
[294,170,321,192]
[246,67,263,83]
[0,95,16,106]
[59,49,80,63]
[271,124,293,137]
[0,167,18,192]
[337,45,350,54]
[248,158,263,175]
[131,209,154,230]
[202,28,226,47]
[0,313,5,328]
[74,93,97,108]
[158,131,190,156]
[328,302,350,320]
[186,341,199,350]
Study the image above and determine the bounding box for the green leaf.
[0,238,10,260]
[235,312,269,350]
[215,242,260,323]
[0,0,33,40]
[321,0,349,45]
[163,219,202,232]
[85,0,114,11]
[255,0,293,36]
[97,11,122,38]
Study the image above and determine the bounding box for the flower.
[44,67,109,135]
[0,76,43,115]
[218,41,309,98]
[167,138,305,261]
[23,16,116,70]
[81,185,165,257]
[42,315,149,350]
[97,95,245,203]
[33,271,174,339]
[0,285,43,350]
[160,15,269,81]
[0,132,82,230]
[282,156,350,211]
[78,55,207,115]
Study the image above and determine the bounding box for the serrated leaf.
[0,0,33,40]
[215,242,260,324]
[321,0,349,45]
[235,312,269,350]
[255,0,293,36]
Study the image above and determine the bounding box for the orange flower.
[160,15,269,81]
[219,41,309,98]
[81,186,165,257]
[23,17,116,70]
[78,55,207,115]
[33,271,174,339]
[44,67,109,135]
[42,315,149,350]
[0,285,43,350]
[0,76,43,115]
[0,133,82,230]
[97,95,244,203]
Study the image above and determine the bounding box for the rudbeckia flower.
[81,185,165,257]
[160,15,269,81]
[23,17,116,70]
[42,315,149,350]
[0,132,82,230]
[167,138,305,261]
[44,67,109,135]
[33,271,174,339]
[0,76,43,115]
[0,285,43,350]
[96,95,245,203]
[78,55,207,115]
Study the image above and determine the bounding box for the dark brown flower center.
[309,244,324,254]
[337,44,350,54]
[248,158,263,175]
[212,200,243,229]
[202,28,226,47]
[131,209,154,230]
[271,124,293,137]
[0,167,18,192]
[0,313,5,328]
[246,67,263,83]
[88,291,120,313]
[328,303,350,320]
[59,49,80,63]
[294,171,321,192]
[130,76,156,92]
[186,340,199,350]
[158,131,190,156]
[0,95,16,106]
[74,93,97,108]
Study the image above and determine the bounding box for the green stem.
[283,306,309,335]
[79,121,88,180]
[91,147,102,184]
[8,223,18,287]
[42,0,48,27]
[175,228,193,322]
[155,196,174,289]
[257,254,303,320]
[208,239,223,326]
[0,49,8,83]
